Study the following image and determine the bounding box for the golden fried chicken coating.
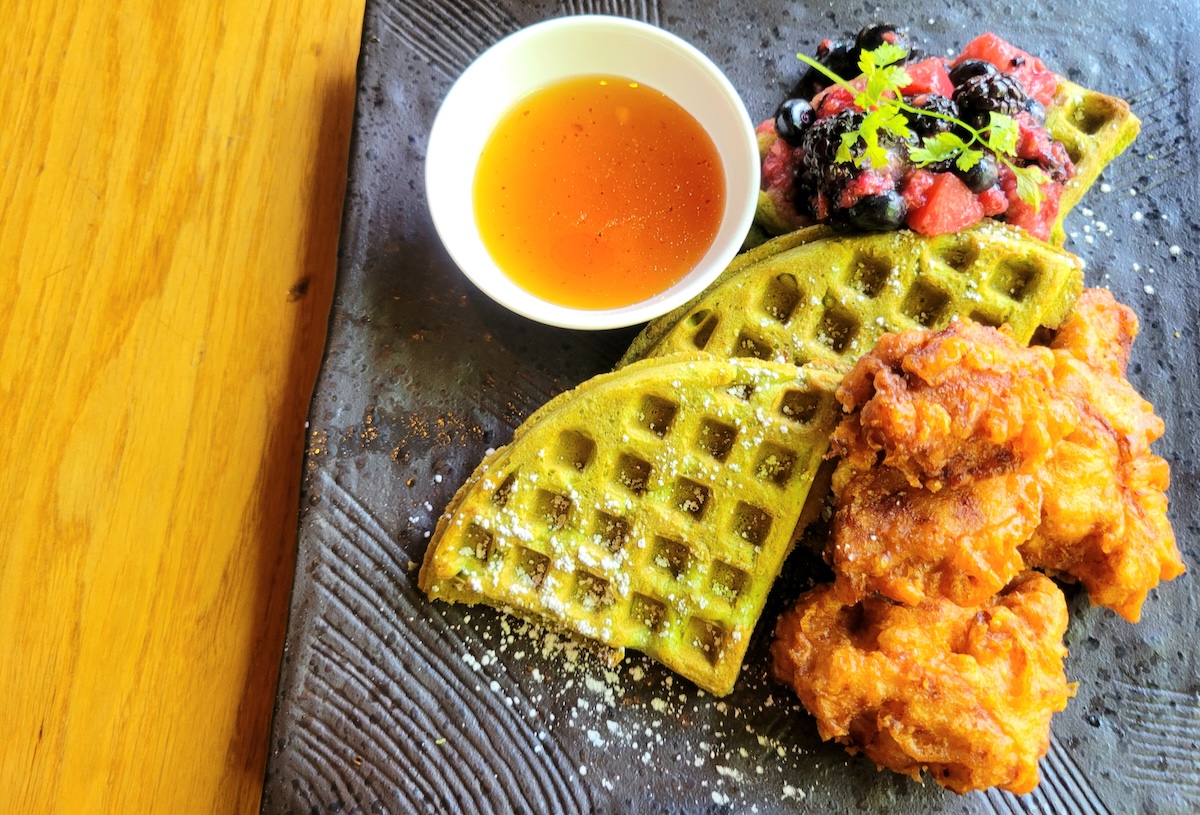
[827,320,1073,607]
[1021,289,1185,622]
[771,572,1073,795]
[830,466,1041,607]
[831,320,1074,491]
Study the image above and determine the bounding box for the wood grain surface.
[0,2,365,812]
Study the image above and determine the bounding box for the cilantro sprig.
[797,46,1047,210]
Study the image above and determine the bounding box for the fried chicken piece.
[828,320,1073,606]
[1021,289,1185,622]
[830,466,1042,607]
[771,572,1073,795]
[831,320,1074,492]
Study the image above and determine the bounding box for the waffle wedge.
[755,78,1139,246]
[621,222,1083,369]
[1045,77,1141,244]
[420,355,842,696]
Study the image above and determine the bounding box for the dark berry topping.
[774,98,816,146]
[847,191,909,231]
[790,39,861,100]
[1023,96,1047,125]
[948,58,998,87]
[855,24,911,57]
[953,72,1028,130]
[905,94,960,139]
[955,152,1000,193]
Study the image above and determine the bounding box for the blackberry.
[774,98,816,146]
[905,94,960,139]
[855,24,912,57]
[954,72,1028,131]
[790,38,860,99]
[948,59,998,87]
[801,110,864,181]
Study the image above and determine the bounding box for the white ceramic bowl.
[425,15,760,330]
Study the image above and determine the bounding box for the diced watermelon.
[838,171,895,209]
[1001,172,1063,242]
[900,58,954,98]
[978,185,1009,216]
[905,172,985,235]
[900,168,936,211]
[761,135,799,193]
[812,76,866,117]
[954,32,1058,106]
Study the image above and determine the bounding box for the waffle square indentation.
[710,561,747,605]
[615,453,652,495]
[554,429,595,472]
[732,502,772,547]
[592,511,630,553]
[779,388,822,424]
[652,536,691,580]
[515,547,550,588]
[464,522,494,562]
[535,489,573,530]
[630,593,666,632]
[847,253,892,297]
[934,236,980,274]
[687,310,719,350]
[761,273,801,324]
[637,395,678,438]
[991,258,1040,302]
[816,304,859,354]
[754,443,797,486]
[902,279,950,327]
[687,618,727,666]
[697,418,737,462]
[672,478,711,520]
[490,472,517,508]
[735,330,775,361]
[574,571,614,611]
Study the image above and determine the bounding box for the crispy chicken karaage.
[827,320,1074,606]
[771,572,1073,795]
[830,319,1074,491]
[1021,288,1185,621]
[771,290,1183,794]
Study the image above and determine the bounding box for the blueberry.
[1024,96,1047,125]
[956,152,1000,193]
[774,98,816,146]
[848,191,908,231]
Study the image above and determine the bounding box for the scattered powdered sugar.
[432,600,824,809]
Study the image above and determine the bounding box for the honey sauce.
[473,75,725,310]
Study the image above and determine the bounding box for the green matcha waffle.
[420,355,842,696]
[621,223,1083,369]
[1045,77,1141,245]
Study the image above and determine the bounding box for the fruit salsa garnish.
[797,43,1049,210]
[762,26,1078,239]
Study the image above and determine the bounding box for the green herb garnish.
[797,46,1048,210]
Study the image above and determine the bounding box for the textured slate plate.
[261,2,1200,813]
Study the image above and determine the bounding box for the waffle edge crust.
[419,355,843,696]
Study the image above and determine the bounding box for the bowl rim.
[424,14,760,330]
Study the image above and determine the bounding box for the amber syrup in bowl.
[425,15,759,330]
[473,75,725,311]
